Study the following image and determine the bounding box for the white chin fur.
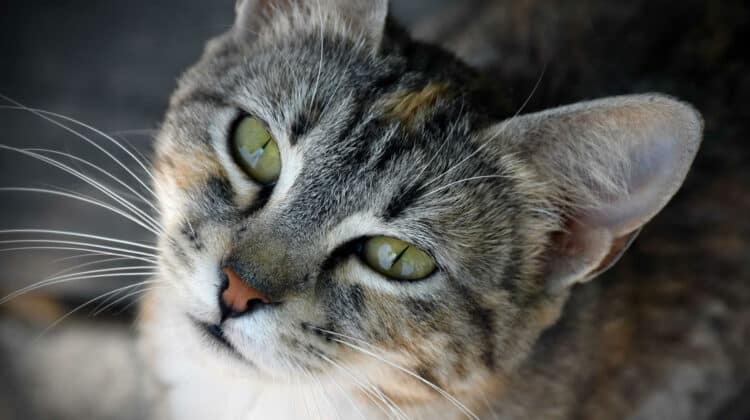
[141,289,377,419]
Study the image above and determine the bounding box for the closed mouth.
[205,323,233,348]
[190,317,235,352]
[189,317,256,369]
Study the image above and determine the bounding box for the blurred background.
[1,0,748,419]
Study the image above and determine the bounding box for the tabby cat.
[131,0,741,419]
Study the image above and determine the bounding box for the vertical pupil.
[232,117,281,184]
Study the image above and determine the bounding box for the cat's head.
[150,0,701,407]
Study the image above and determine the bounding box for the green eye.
[231,117,281,184]
[361,236,436,281]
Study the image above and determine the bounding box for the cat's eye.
[361,236,436,281]
[231,116,281,184]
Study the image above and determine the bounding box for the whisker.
[116,285,162,315]
[47,256,143,278]
[327,371,369,420]
[0,229,157,251]
[27,148,160,214]
[0,187,160,235]
[307,367,345,420]
[0,146,162,232]
[0,271,159,305]
[32,280,159,341]
[0,246,157,264]
[300,365,326,420]
[291,361,316,420]
[310,327,478,420]
[91,284,162,316]
[50,252,117,264]
[42,265,157,283]
[332,337,478,420]
[0,239,155,258]
[0,99,159,199]
[314,350,406,420]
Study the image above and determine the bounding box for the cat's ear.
[497,94,702,291]
[234,0,388,47]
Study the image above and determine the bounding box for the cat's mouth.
[191,318,247,361]
[202,322,233,348]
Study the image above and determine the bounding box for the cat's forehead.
[156,27,521,246]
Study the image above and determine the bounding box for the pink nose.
[221,267,271,315]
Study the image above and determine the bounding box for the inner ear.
[544,220,641,293]
[493,94,703,291]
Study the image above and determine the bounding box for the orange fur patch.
[380,82,451,126]
[156,152,225,192]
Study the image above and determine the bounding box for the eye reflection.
[361,236,435,281]
[231,116,281,184]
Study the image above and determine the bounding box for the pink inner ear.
[502,95,702,291]
[583,130,681,237]
[545,218,642,291]
[582,228,641,281]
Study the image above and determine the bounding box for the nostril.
[220,267,272,318]
[246,298,266,313]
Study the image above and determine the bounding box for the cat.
[133,0,750,419]
[2,0,748,419]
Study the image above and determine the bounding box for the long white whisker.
[0,229,157,251]
[43,265,157,283]
[300,366,325,420]
[308,326,380,352]
[307,368,344,420]
[0,272,158,305]
[0,146,162,232]
[0,246,157,264]
[0,239,155,258]
[313,350,404,420]
[47,256,140,278]
[291,361,316,420]
[310,327,477,420]
[33,280,158,340]
[0,100,158,199]
[117,286,161,315]
[50,252,115,264]
[28,148,160,214]
[91,285,162,316]
[309,326,413,418]
[332,337,479,420]
[327,371,368,420]
[0,187,160,235]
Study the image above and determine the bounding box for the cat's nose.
[220,267,271,318]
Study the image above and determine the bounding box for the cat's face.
[152,8,547,401]
[149,0,701,406]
